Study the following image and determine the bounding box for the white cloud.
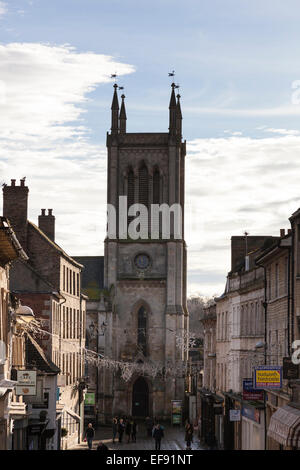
[186,133,300,296]
[0,1,7,17]
[0,42,134,142]
[0,42,134,258]
[263,128,300,135]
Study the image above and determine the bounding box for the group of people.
[112,416,138,444]
[146,416,194,450]
[84,417,194,451]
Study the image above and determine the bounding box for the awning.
[64,407,81,422]
[268,405,300,448]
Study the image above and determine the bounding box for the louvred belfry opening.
[139,164,149,208]
[153,168,160,204]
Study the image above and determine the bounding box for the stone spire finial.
[176,93,182,138]
[119,94,127,134]
[169,83,177,135]
[111,83,119,134]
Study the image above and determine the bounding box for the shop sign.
[254,366,282,389]
[283,357,299,380]
[16,370,36,396]
[243,379,264,401]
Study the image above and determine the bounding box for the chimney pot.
[20,179,25,187]
[280,229,285,237]
[48,209,53,216]
[41,209,46,216]
[11,179,16,186]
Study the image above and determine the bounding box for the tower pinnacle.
[119,94,127,134]
[169,83,177,135]
[111,83,119,134]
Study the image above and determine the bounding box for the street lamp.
[253,341,267,450]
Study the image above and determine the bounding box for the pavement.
[70,423,204,451]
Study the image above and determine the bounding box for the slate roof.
[26,333,60,374]
[28,221,83,269]
[0,217,28,265]
[72,256,104,300]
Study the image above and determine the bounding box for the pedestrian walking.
[112,417,118,443]
[84,422,95,450]
[185,422,194,450]
[145,416,153,437]
[125,418,132,443]
[153,423,164,450]
[118,418,125,443]
[131,419,137,443]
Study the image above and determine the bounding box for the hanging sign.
[171,400,182,425]
[16,370,37,396]
[243,379,264,401]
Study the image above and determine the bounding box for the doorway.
[132,377,149,417]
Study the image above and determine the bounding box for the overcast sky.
[1,0,300,297]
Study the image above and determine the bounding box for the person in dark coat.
[96,441,109,452]
[125,419,132,443]
[153,423,164,450]
[118,418,125,443]
[112,417,118,443]
[185,422,194,450]
[84,423,95,450]
[145,416,153,437]
[131,419,137,443]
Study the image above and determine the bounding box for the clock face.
[134,253,150,270]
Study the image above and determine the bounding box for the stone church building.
[77,83,189,422]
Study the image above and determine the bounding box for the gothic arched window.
[137,306,147,356]
[139,164,149,208]
[127,168,135,208]
[153,168,160,204]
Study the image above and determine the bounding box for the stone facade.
[201,304,217,392]
[214,235,276,450]
[0,217,28,450]
[256,230,293,450]
[2,182,86,449]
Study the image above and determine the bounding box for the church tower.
[103,83,188,420]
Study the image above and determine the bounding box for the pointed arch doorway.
[132,377,149,417]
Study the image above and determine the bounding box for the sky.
[1,0,300,297]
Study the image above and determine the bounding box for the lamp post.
[254,341,267,450]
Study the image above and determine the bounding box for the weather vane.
[110,73,117,84]
[168,70,175,77]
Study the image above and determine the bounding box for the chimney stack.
[38,209,55,242]
[2,179,29,249]
[280,229,285,238]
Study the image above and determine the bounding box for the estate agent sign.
[253,366,282,390]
